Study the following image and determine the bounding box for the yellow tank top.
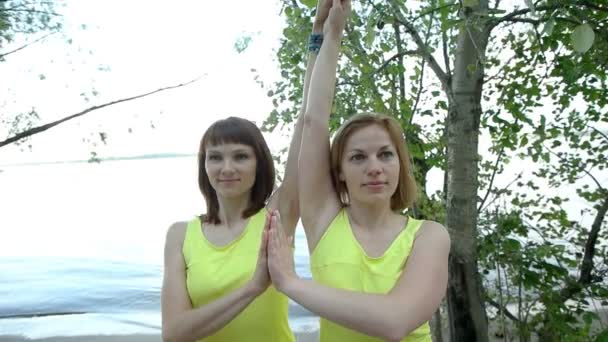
[182,209,295,342]
[310,209,431,342]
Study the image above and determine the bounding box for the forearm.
[163,283,260,342]
[282,278,417,341]
[279,25,323,228]
[305,30,342,121]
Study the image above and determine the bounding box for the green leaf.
[524,0,536,16]
[520,135,528,147]
[571,24,595,53]
[364,23,376,49]
[300,0,317,8]
[595,328,608,341]
[542,18,555,36]
[463,0,479,7]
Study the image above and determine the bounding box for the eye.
[379,151,394,160]
[207,154,222,161]
[349,153,365,162]
[234,153,250,161]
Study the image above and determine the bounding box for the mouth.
[219,179,240,183]
[363,181,387,188]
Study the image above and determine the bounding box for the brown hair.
[198,117,275,224]
[330,112,417,210]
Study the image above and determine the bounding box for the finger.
[264,212,271,231]
[259,230,267,258]
[271,215,281,247]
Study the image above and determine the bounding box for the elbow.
[381,314,430,342]
[383,324,407,342]
[161,330,175,342]
[162,324,189,342]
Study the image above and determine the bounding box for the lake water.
[0,157,318,338]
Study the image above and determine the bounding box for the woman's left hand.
[267,210,298,292]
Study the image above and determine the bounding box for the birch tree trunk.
[445,1,491,340]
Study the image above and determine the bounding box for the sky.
[1,0,289,164]
[1,0,605,227]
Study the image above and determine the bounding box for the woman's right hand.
[249,213,271,296]
[324,0,351,39]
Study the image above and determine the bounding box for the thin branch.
[558,195,608,300]
[478,145,506,213]
[578,196,608,285]
[466,25,486,65]
[375,50,420,77]
[0,8,61,16]
[389,0,449,90]
[479,172,523,213]
[0,31,57,59]
[488,1,606,30]
[486,298,520,323]
[411,9,435,124]
[588,125,608,143]
[393,22,407,116]
[411,3,458,22]
[411,58,426,124]
[0,78,201,148]
[494,0,502,11]
[441,12,451,78]
[503,18,541,25]
[543,144,606,193]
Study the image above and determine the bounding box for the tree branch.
[543,145,606,193]
[558,195,608,300]
[579,196,608,284]
[0,31,57,59]
[489,1,606,30]
[478,172,523,213]
[478,144,505,213]
[389,0,449,90]
[0,78,200,148]
[588,125,608,143]
[486,297,520,323]
[411,3,458,22]
[375,50,420,77]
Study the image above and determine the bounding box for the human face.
[339,124,400,206]
[205,143,257,199]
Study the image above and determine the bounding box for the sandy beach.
[0,331,320,342]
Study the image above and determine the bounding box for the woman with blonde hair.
[266,0,450,341]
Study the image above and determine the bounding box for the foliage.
[267,0,608,340]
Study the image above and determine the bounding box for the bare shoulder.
[415,220,450,251]
[165,221,189,249]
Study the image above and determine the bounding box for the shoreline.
[0,332,320,342]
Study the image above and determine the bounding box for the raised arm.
[269,217,451,342]
[161,221,270,342]
[298,0,349,247]
[270,0,333,238]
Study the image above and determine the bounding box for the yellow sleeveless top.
[310,209,431,342]
[182,209,295,342]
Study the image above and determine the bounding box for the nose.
[366,157,382,177]
[220,159,235,175]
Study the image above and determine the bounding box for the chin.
[217,188,247,198]
[353,193,391,206]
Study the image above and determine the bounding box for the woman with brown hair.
[266,0,450,341]
[159,1,335,340]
